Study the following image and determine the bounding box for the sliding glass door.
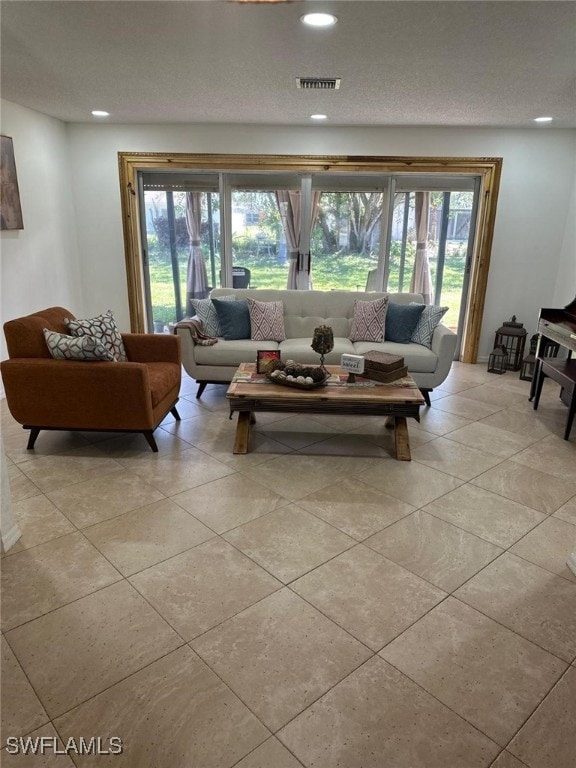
[387,175,480,352]
[138,171,478,347]
[135,165,482,358]
[139,173,220,331]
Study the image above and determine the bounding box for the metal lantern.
[519,334,539,381]
[488,344,509,374]
[494,316,527,371]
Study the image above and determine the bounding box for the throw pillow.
[385,303,426,344]
[190,296,236,337]
[411,303,449,348]
[65,310,127,361]
[212,298,251,340]
[349,297,389,343]
[43,329,115,361]
[247,299,286,342]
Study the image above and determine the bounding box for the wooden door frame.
[118,152,502,363]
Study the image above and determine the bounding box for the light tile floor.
[1,362,575,768]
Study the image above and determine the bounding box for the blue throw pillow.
[385,303,426,343]
[212,298,251,340]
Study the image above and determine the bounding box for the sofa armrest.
[1,358,155,429]
[122,333,181,364]
[430,324,458,384]
[173,318,204,345]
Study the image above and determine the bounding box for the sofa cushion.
[43,330,115,361]
[212,298,251,340]
[349,297,389,342]
[411,304,449,348]
[144,362,181,407]
[191,296,236,337]
[385,303,425,343]
[65,310,128,361]
[353,341,438,373]
[194,339,278,366]
[248,299,286,342]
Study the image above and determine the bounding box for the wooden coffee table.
[226,363,425,460]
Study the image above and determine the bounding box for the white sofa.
[176,288,457,404]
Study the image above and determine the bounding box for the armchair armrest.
[1,358,156,430]
[121,333,181,364]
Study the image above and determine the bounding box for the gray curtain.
[185,192,209,313]
[276,190,322,290]
[410,191,433,304]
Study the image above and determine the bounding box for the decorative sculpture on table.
[311,325,334,370]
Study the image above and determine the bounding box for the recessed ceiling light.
[301,13,338,28]
[534,116,553,123]
[311,114,328,120]
[91,110,110,118]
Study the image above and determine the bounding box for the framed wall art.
[1,136,24,230]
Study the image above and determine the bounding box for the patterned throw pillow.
[410,304,449,348]
[65,310,127,361]
[385,303,425,343]
[349,297,389,342]
[190,296,236,337]
[247,299,286,342]
[43,329,115,361]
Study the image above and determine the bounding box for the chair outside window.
[232,266,251,288]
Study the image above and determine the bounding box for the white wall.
[553,168,576,308]
[67,123,576,357]
[0,100,83,365]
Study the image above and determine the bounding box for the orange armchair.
[1,307,182,452]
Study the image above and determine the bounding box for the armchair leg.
[143,431,159,452]
[170,406,181,421]
[27,427,41,449]
[196,382,208,399]
[421,389,432,407]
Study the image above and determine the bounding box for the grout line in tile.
[192,627,376,739]
[228,736,305,768]
[46,642,193,727]
[421,493,547,551]
[503,547,576,584]
[360,509,505,591]
[449,589,576,667]
[499,663,576,758]
[381,651,559,753]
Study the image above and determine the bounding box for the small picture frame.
[256,349,281,374]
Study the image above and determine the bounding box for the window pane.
[389,190,474,332]
[311,192,384,291]
[144,189,220,328]
[231,190,287,289]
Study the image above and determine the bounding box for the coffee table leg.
[233,412,252,454]
[394,417,411,461]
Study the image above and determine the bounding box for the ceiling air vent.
[296,77,341,90]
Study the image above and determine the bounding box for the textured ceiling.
[1,0,575,127]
